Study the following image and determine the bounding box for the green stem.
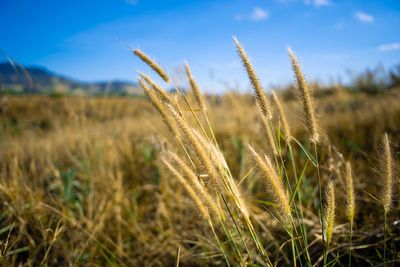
[290,230,297,267]
[349,221,353,267]
[208,217,231,267]
[267,119,305,266]
[288,143,312,265]
[313,142,326,265]
[384,211,387,265]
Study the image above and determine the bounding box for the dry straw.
[133,49,170,83]
[233,37,272,120]
[271,91,292,142]
[288,48,319,143]
[344,162,355,225]
[382,133,393,214]
[248,145,291,225]
[184,63,206,110]
[323,180,335,246]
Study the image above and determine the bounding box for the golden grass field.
[1,41,400,266]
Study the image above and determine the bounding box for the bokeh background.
[1,0,400,91]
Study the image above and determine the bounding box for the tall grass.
[129,37,399,266]
[0,39,399,266]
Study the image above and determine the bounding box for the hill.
[0,62,142,96]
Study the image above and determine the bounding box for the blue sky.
[1,0,400,92]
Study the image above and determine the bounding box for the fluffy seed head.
[233,37,272,120]
[163,159,209,219]
[138,79,178,136]
[259,111,278,156]
[184,63,206,110]
[191,130,250,220]
[248,145,291,225]
[271,91,292,142]
[323,180,335,247]
[133,49,170,83]
[168,151,224,221]
[382,133,393,214]
[288,48,319,143]
[140,73,176,107]
[167,106,221,189]
[344,161,355,224]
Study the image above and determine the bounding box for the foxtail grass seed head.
[192,129,228,170]
[344,162,355,225]
[382,133,393,214]
[271,91,292,142]
[139,79,179,136]
[288,48,319,143]
[167,105,222,188]
[190,130,250,220]
[168,151,224,221]
[233,37,272,120]
[184,63,206,110]
[162,159,210,219]
[133,49,170,83]
[259,112,278,156]
[140,72,176,107]
[248,145,291,225]
[324,180,335,247]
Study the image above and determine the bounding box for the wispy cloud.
[378,42,400,52]
[355,11,374,23]
[125,0,138,5]
[250,7,269,21]
[304,0,330,7]
[235,7,269,22]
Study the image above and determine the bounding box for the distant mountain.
[0,62,142,96]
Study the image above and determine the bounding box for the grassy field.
[1,43,400,266]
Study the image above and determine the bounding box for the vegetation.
[0,38,399,266]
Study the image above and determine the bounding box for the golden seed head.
[168,151,224,221]
[288,48,319,143]
[162,159,209,219]
[248,145,291,225]
[324,180,335,247]
[167,106,221,188]
[233,37,272,120]
[382,133,393,214]
[258,110,278,156]
[139,72,176,108]
[344,161,355,224]
[138,79,179,136]
[133,49,170,83]
[271,91,292,142]
[184,63,206,110]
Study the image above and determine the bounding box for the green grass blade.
[289,160,309,206]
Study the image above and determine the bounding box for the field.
[1,45,400,266]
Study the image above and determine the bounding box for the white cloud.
[125,0,138,5]
[235,7,269,22]
[378,43,400,52]
[250,7,269,21]
[304,0,330,7]
[355,11,374,23]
